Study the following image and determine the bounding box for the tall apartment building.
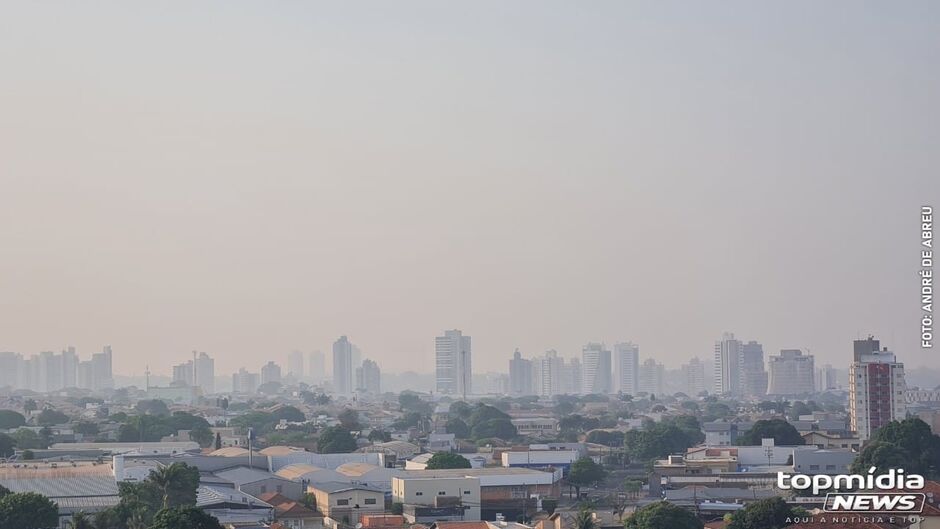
[638,358,664,396]
[613,342,640,396]
[714,333,742,396]
[509,349,533,396]
[194,351,215,394]
[333,336,357,395]
[308,350,325,382]
[232,368,260,394]
[261,361,282,385]
[172,361,194,386]
[740,341,768,397]
[681,357,706,396]
[356,359,381,394]
[435,329,472,397]
[531,350,580,396]
[581,343,611,395]
[767,349,815,395]
[816,364,838,392]
[849,336,907,441]
[287,350,305,379]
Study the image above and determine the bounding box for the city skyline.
[1,2,937,376]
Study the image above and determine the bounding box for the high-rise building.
[681,357,706,396]
[767,349,815,395]
[308,350,325,382]
[61,346,78,389]
[333,336,356,395]
[613,342,640,396]
[90,345,114,391]
[232,368,260,394]
[194,352,215,394]
[714,333,742,396]
[740,341,768,397]
[287,351,305,379]
[172,361,194,386]
[849,336,907,441]
[816,364,838,392]
[435,329,472,397]
[563,357,582,395]
[261,361,282,385]
[581,343,611,395]
[356,359,381,394]
[509,349,533,396]
[0,352,18,389]
[638,358,664,396]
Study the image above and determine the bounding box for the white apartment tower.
[714,333,742,396]
[333,336,357,395]
[581,343,611,395]
[767,349,815,396]
[435,329,472,397]
[613,342,640,396]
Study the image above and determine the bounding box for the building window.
[464,490,471,495]
[338,499,350,506]
[810,465,819,470]
[416,492,423,496]
[438,491,446,496]
[365,498,376,505]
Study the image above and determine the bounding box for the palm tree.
[148,463,192,509]
[572,509,596,529]
[67,511,94,529]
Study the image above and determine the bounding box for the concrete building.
[233,368,260,394]
[194,351,215,394]
[356,359,381,394]
[508,349,532,396]
[849,336,907,441]
[288,350,305,379]
[613,342,639,396]
[637,358,664,396]
[333,336,357,396]
[214,467,304,501]
[681,357,706,396]
[581,343,611,395]
[436,330,472,397]
[509,417,559,437]
[714,333,742,397]
[740,340,768,397]
[392,474,481,522]
[767,349,815,395]
[500,449,578,472]
[261,361,282,385]
[173,360,194,386]
[308,350,326,382]
[308,482,385,526]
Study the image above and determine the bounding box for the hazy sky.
[1,2,937,377]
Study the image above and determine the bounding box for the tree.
[624,479,643,498]
[566,457,607,498]
[257,381,283,395]
[317,427,358,453]
[67,511,95,529]
[73,422,99,436]
[0,484,10,498]
[368,429,391,443]
[148,463,200,509]
[624,501,702,529]
[149,506,223,529]
[12,429,45,450]
[624,417,703,461]
[572,508,596,529]
[0,492,59,529]
[338,408,361,430]
[449,401,473,419]
[445,418,470,439]
[271,406,306,423]
[850,418,940,478]
[190,424,214,448]
[736,419,804,446]
[214,432,222,450]
[727,497,795,529]
[0,411,26,429]
[36,409,69,426]
[136,399,170,416]
[586,430,625,446]
[425,452,471,469]
[399,393,433,415]
[0,434,14,458]
[470,418,517,440]
[541,498,557,515]
[23,399,37,413]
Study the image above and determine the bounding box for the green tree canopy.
[624,501,703,529]
[449,401,473,419]
[425,452,471,469]
[468,404,510,428]
[36,409,69,426]
[368,429,392,443]
[12,429,45,450]
[624,416,704,461]
[399,393,433,415]
[566,457,607,497]
[727,497,796,529]
[338,408,361,430]
[470,418,517,440]
[0,492,59,529]
[317,427,358,453]
[149,506,224,529]
[850,418,940,478]
[445,418,470,439]
[135,399,170,416]
[0,434,15,458]
[0,410,26,429]
[736,419,804,446]
[586,430,625,446]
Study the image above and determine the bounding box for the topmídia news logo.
[778,467,926,513]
